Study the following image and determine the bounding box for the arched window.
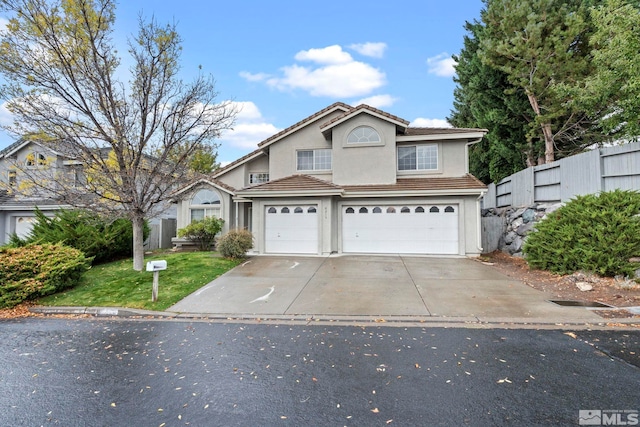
[415,206,425,213]
[267,207,277,214]
[281,207,290,213]
[345,207,355,214]
[400,207,410,213]
[429,206,440,213]
[190,188,222,222]
[445,206,455,213]
[347,126,381,143]
[359,207,369,213]
[386,207,396,213]
[373,207,382,213]
[308,207,317,213]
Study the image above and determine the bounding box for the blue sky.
[0,0,485,165]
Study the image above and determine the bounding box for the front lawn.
[37,252,241,311]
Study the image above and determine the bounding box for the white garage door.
[265,205,318,254]
[342,204,459,254]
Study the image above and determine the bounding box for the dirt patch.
[480,251,640,319]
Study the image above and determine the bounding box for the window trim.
[296,148,332,172]
[189,188,222,223]
[249,172,269,185]
[397,143,441,174]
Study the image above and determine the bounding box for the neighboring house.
[0,139,176,247]
[172,103,488,257]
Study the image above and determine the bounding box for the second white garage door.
[265,205,318,254]
[342,204,459,254]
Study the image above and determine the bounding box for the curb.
[28,306,640,329]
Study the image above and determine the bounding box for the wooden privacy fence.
[483,141,640,209]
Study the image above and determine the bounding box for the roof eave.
[237,189,344,198]
[396,131,487,142]
[341,188,487,198]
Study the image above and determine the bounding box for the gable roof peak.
[256,102,352,148]
[320,104,410,131]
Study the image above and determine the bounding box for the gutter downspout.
[465,138,483,174]
[477,190,486,253]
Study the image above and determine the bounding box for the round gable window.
[347,126,381,143]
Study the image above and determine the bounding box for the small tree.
[0,0,237,271]
[177,217,224,251]
[19,209,148,264]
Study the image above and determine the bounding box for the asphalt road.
[1,318,638,426]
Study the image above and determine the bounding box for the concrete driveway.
[168,255,603,323]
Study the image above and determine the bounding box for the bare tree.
[0,0,236,270]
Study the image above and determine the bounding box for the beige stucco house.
[172,103,488,256]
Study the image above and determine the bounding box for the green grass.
[37,252,241,311]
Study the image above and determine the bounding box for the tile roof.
[237,174,486,195]
[342,175,487,192]
[257,102,351,148]
[320,104,410,129]
[239,174,342,193]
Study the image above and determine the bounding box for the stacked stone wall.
[482,203,562,256]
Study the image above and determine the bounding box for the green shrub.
[523,190,640,277]
[217,229,253,259]
[177,217,224,251]
[19,209,149,264]
[0,243,91,308]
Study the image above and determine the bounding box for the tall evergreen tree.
[449,21,530,183]
[479,0,598,164]
[570,0,640,139]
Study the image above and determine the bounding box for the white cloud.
[267,61,386,98]
[426,53,457,77]
[348,42,387,58]
[244,44,386,99]
[239,71,270,82]
[294,45,353,65]
[411,118,452,128]
[0,17,8,33]
[219,101,281,150]
[354,94,397,109]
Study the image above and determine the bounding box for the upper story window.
[398,144,438,171]
[297,149,332,171]
[249,172,269,185]
[190,188,221,222]
[8,170,17,187]
[25,152,47,168]
[347,126,380,143]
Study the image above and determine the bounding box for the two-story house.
[0,139,176,248]
[172,103,488,257]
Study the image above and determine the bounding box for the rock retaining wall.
[482,203,562,256]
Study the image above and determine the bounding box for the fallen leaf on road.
[371,408,380,413]
[564,332,577,339]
